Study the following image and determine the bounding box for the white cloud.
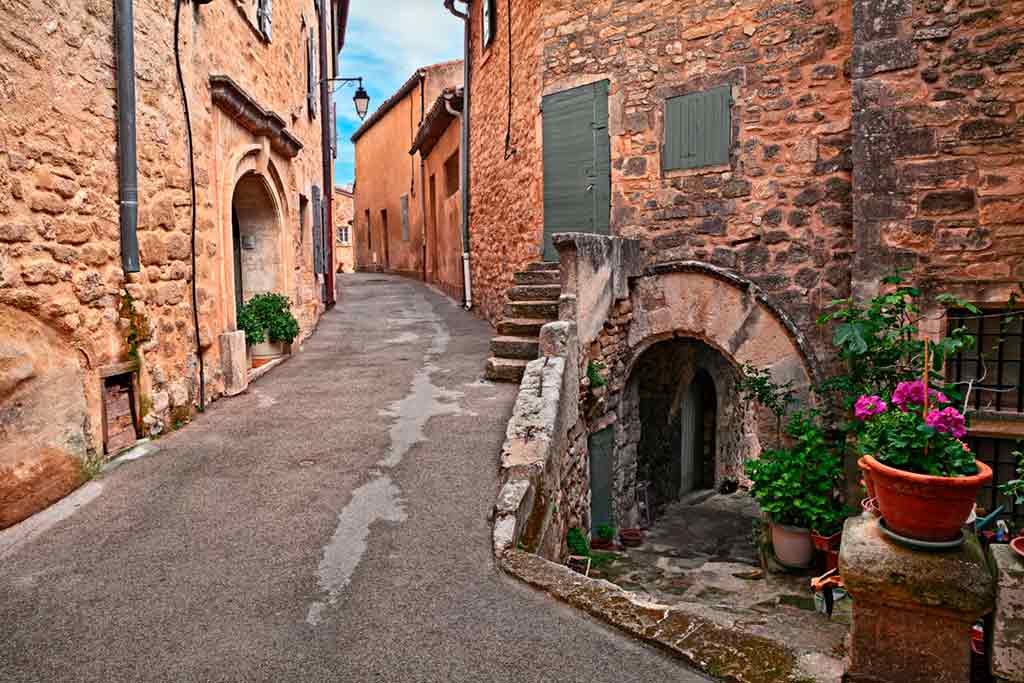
[333,0,464,184]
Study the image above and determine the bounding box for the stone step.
[526,261,560,272]
[504,300,559,320]
[497,317,552,337]
[490,335,540,360]
[507,284,561,302]
[514,269,559,285]
[485,357,530,382]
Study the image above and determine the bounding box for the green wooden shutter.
[542,80,610,261]
[589,427,615,529]
[663,85,731,171]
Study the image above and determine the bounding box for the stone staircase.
[485,262,561,382]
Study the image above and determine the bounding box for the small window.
[482,0,496,48]
[256,0,272,41]
[947,308,1023,412]
[444,151,460,198]
[663,86,731,171]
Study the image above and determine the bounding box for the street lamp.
[326,76,371,120]
[352,85,370,120]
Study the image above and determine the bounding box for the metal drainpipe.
[318,0,335,307]
[115,0,140,272]
[444,0,472,309]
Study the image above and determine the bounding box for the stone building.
[411,87,465,302]
[467,0,1024,533]
[334,186,355,274]
[350,61,463,278]
[0,0,349,528]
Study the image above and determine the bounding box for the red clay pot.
[619,528,644,547]
[863,454,992,542]
[811,529,842,552]
[858,456,875,498]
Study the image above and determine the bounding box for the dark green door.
[589,426,614,530]
[231,208,244,315]
[542,80,610,261]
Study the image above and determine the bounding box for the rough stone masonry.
[1,0,339,527]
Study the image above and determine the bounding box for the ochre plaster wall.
[423,118,464,302]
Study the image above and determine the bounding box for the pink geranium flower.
[925,406,968,439]
[854,395,887,420]
[891,380,951,411]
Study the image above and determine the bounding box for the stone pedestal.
[219,330,248,396]
[840,514,995,683]
[990,544,1024,682]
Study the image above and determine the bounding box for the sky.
[333,0,464,187]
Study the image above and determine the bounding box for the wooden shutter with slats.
[663,85,731,171]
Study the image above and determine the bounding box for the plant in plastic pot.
[592,523,616,550]
[746,413,842,569]
[856,380,991,542]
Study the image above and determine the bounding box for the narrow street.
[0,274,707,682]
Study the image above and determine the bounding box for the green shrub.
[745,412,843,531]
[566,527,590,557]
[237,293,300,346]
[595,523,616,542]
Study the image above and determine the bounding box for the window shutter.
[307,35,318,117]
[256,0,272,41]
[312,185,324,274]
[482,0,494,47]
[663,85,731,171]
[400,194,410,241]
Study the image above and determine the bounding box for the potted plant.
[856,379,991,542]
[237,292,300,368]
[746,413,842,569]
[592,523,617,550]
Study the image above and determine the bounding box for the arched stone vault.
[626,262,822,403]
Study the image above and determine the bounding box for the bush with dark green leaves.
[237,292,300,346]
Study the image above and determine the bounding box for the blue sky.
[333,0,464,187]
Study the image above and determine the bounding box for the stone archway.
[231,172,283,316]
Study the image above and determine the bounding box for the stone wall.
[849,0,1024,297]
[0,0,333,527]
[467,0,546,322]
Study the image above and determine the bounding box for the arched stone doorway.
[619,337,747,525]
[231,173,282,316]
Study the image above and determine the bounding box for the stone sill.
[500,549,839,683]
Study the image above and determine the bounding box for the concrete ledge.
[500,549,825,683]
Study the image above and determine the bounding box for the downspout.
[115,0,140,273]
[318,0,335,307]
[444,0,472,309]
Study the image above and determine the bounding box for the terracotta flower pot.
[858,456,875,498]
[811,529,842,552]
[863,454,992,542]
[619,528,644,547]
[771,522,813,569]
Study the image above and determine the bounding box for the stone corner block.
[219,330,248,397]
[990,543,1024,682]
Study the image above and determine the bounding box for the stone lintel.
[209,75,303,159]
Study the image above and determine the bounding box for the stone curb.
[500,549,823,683]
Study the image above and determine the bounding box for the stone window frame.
[657,79,741,179]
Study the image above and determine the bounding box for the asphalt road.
[0,273,708,682]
